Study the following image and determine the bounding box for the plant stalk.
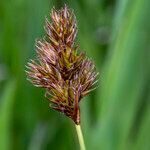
[75,124,86,150]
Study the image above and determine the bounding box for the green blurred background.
[0,0,150,150]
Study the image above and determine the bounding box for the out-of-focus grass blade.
[91,0,150,149]
[112,0,129,33]
[134,94,150,150]
[0,80,16,150]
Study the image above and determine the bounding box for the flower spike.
[26,5,98,125]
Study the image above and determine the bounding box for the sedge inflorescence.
[26,5,98,125]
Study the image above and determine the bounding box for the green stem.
[75,124,86,150]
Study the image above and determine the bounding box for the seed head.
[26,5,98,125]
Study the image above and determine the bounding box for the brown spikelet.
[26,5,98,125]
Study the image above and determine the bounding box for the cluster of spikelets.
[26,5,98,125]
